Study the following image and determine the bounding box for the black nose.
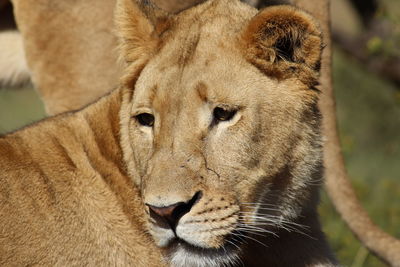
[147,191,202,230]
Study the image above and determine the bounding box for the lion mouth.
[167,236,242,267]
[169,230,243,250]
[150,213,244,252]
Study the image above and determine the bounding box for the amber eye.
[213,107,237,122]
[135,113,154,127]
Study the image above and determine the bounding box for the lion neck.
[241,187,337,266]
[71,88,147,225]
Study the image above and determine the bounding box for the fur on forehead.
[115,0,323,90]
[114,0,254,89]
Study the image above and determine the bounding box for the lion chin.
[168,240,240,267]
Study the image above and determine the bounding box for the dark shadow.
[0,1,16,31]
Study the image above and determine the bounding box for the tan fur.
[11,0,123,115]
[10,0,205,115]
[0,30,30,87]
[1,1,338,266]
[5,0,399,265]
[9,0,252,114]
[0,90,165,266]
[0,1,30,88]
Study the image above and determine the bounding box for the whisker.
[236,227,271,237]
[240,207,281,212]
[236,227,279,238]
[237,224,273,231]
[241,214,310,230]
[237,222,279,236]
[239,202,316,240]
[224,237,245,267]
[239,214,313,239]
[239,214,279,223]
[241,202,280,207]
[225,238,241,251]
[231,231,270,249]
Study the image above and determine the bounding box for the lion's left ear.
[115,0,170,64]
[241,5,323,85]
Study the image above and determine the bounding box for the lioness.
[0,0,338,266]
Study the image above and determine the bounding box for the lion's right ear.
[240,5,323,86]
[115,0,169,64]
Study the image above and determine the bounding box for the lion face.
[117,0,323,265]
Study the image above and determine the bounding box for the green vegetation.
[0,48,398,266]
[0,87,45,134]
[319,49,400,267]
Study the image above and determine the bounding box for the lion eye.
[135,113,154,127]
[213,107,237,122]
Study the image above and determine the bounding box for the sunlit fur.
[9,0,252,114]
[118,0,336,266]
[1,0,337,266]
[0,31,30,87]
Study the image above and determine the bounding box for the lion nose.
[147,191,202,230]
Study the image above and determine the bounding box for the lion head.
[117,0,323,265]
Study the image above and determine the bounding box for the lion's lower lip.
[166,235,242,267]
[171,237,201,249]
[174,238,220,252]
[168,231,243,252]
[158,223,247,252]
[164,235,210,252]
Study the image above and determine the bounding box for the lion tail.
[0,30,31,88]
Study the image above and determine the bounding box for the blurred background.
[0,0,399,266]
[322,0,399,266]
